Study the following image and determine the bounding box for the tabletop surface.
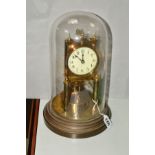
[35,98,129,155]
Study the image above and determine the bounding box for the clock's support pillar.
[64,77,69,111]
[93,75,99,102]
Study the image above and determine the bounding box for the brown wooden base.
[43,99,111,138]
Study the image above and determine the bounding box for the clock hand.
[82,53,84,60]
[75,55,85,64]
[81,53,85,64]
[75,55,82,62]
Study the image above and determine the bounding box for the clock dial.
[68,47,98,75]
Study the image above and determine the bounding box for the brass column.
[93,74,99,101]
[64,77,70,111]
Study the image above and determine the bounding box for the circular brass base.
[43,95,111,138]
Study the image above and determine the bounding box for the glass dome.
[44,11,112,138]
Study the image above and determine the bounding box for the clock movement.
[43,11,112,138]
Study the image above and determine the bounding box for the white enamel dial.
[68,47,98,75]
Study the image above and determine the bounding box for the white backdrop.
[26,0,129,99]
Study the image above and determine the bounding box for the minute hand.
[75,55,82,62]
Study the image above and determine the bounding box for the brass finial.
[76,29,84,36]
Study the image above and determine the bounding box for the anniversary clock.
[43,11,112,138]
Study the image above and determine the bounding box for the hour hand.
[81,53,85,64]
[82,53,84,61]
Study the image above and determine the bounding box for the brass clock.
[43,11,112,138]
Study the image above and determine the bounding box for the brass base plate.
[43,93,111,138]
